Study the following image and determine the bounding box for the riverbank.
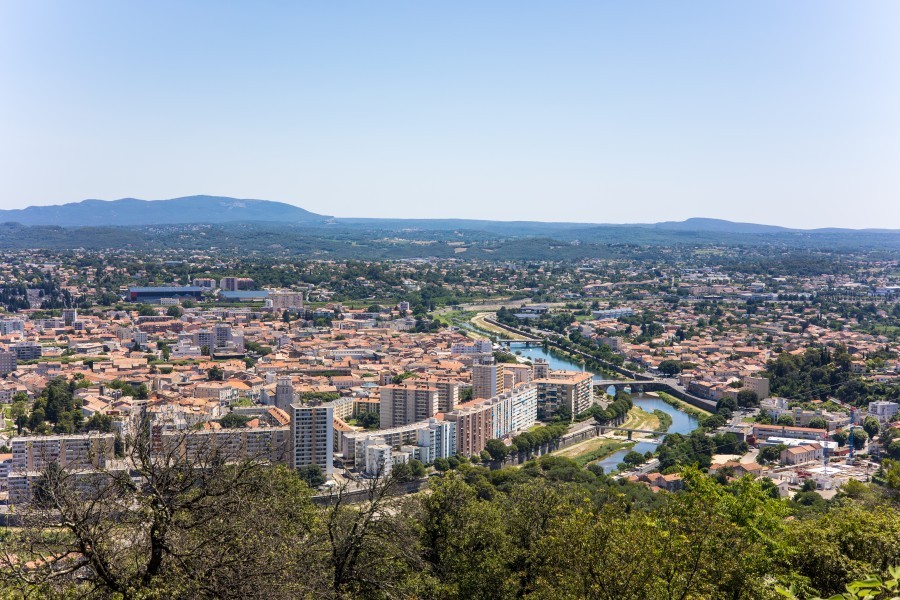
[653,391,713,418]
[653,409,673,432]
[472,313,532,340]
[553,436,635,467]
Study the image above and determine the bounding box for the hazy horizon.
[2,2,899,229]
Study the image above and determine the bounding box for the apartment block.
[0,351,16,375]
[342,421,425,461]
[11,432,115,472]
[445,383,537,457]
[450,340,492,354]
[472,361,504,400]
[290,403,334,475]
[379,383,439,428]
[869,401,899,423]
[502,363,533,390]
[0,318,25,335]
[269,290,305,311]
[534,370,593,420]
[742,376,770,401]
[416,418,457,464]
[12,342,42,361]
[156,427,290,463]
[412,377,461,413]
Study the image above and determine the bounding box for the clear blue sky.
[1,1,899,228]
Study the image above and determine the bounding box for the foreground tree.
[0,424,319,600]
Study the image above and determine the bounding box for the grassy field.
[620,406,661,431]
[554,436,635,467]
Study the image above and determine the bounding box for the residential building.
[780,443,824,465]
[192,278,217,289]
[534,370,593,420]
[416,418,457,464]
[11,433,115,472]
[379,383,439,428]
[533,358,550,379]
[503,363,533,389]
[0,351,15,375]
[869,401,899,423]
[269,290,305,311]
[445,384,537,456]
[219,277,255,292]
[0,318,25,335]
[742,376,770,401]
[290,403,334,476]
[61,308,78,326]
[450,340,492,355]
[472,361,504,400]
[11,342,42,361]
[155,426,290,463]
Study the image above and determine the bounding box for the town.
[0,250,898,511]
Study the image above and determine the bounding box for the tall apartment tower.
[61,308,77,326]
[0,351,16,375]
[275,376,295,411]
[472,361,504,400]
[532,358,550,379]
[379,384,440,429]
[290,403,334,476]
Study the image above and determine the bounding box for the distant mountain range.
[0,196,331,227]
[0,195,896,234]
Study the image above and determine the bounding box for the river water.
[510,343,699,473]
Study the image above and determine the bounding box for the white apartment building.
[450,340,493,354]
[869,401,899,423]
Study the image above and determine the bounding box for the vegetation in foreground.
[2,428,900,600]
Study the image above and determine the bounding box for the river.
[509,343,699,473]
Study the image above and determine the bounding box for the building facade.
[290,403,334,476]
[379,383,439,429]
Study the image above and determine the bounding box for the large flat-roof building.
[128,286,203,304]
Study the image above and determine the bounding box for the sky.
[1,1,899,229]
